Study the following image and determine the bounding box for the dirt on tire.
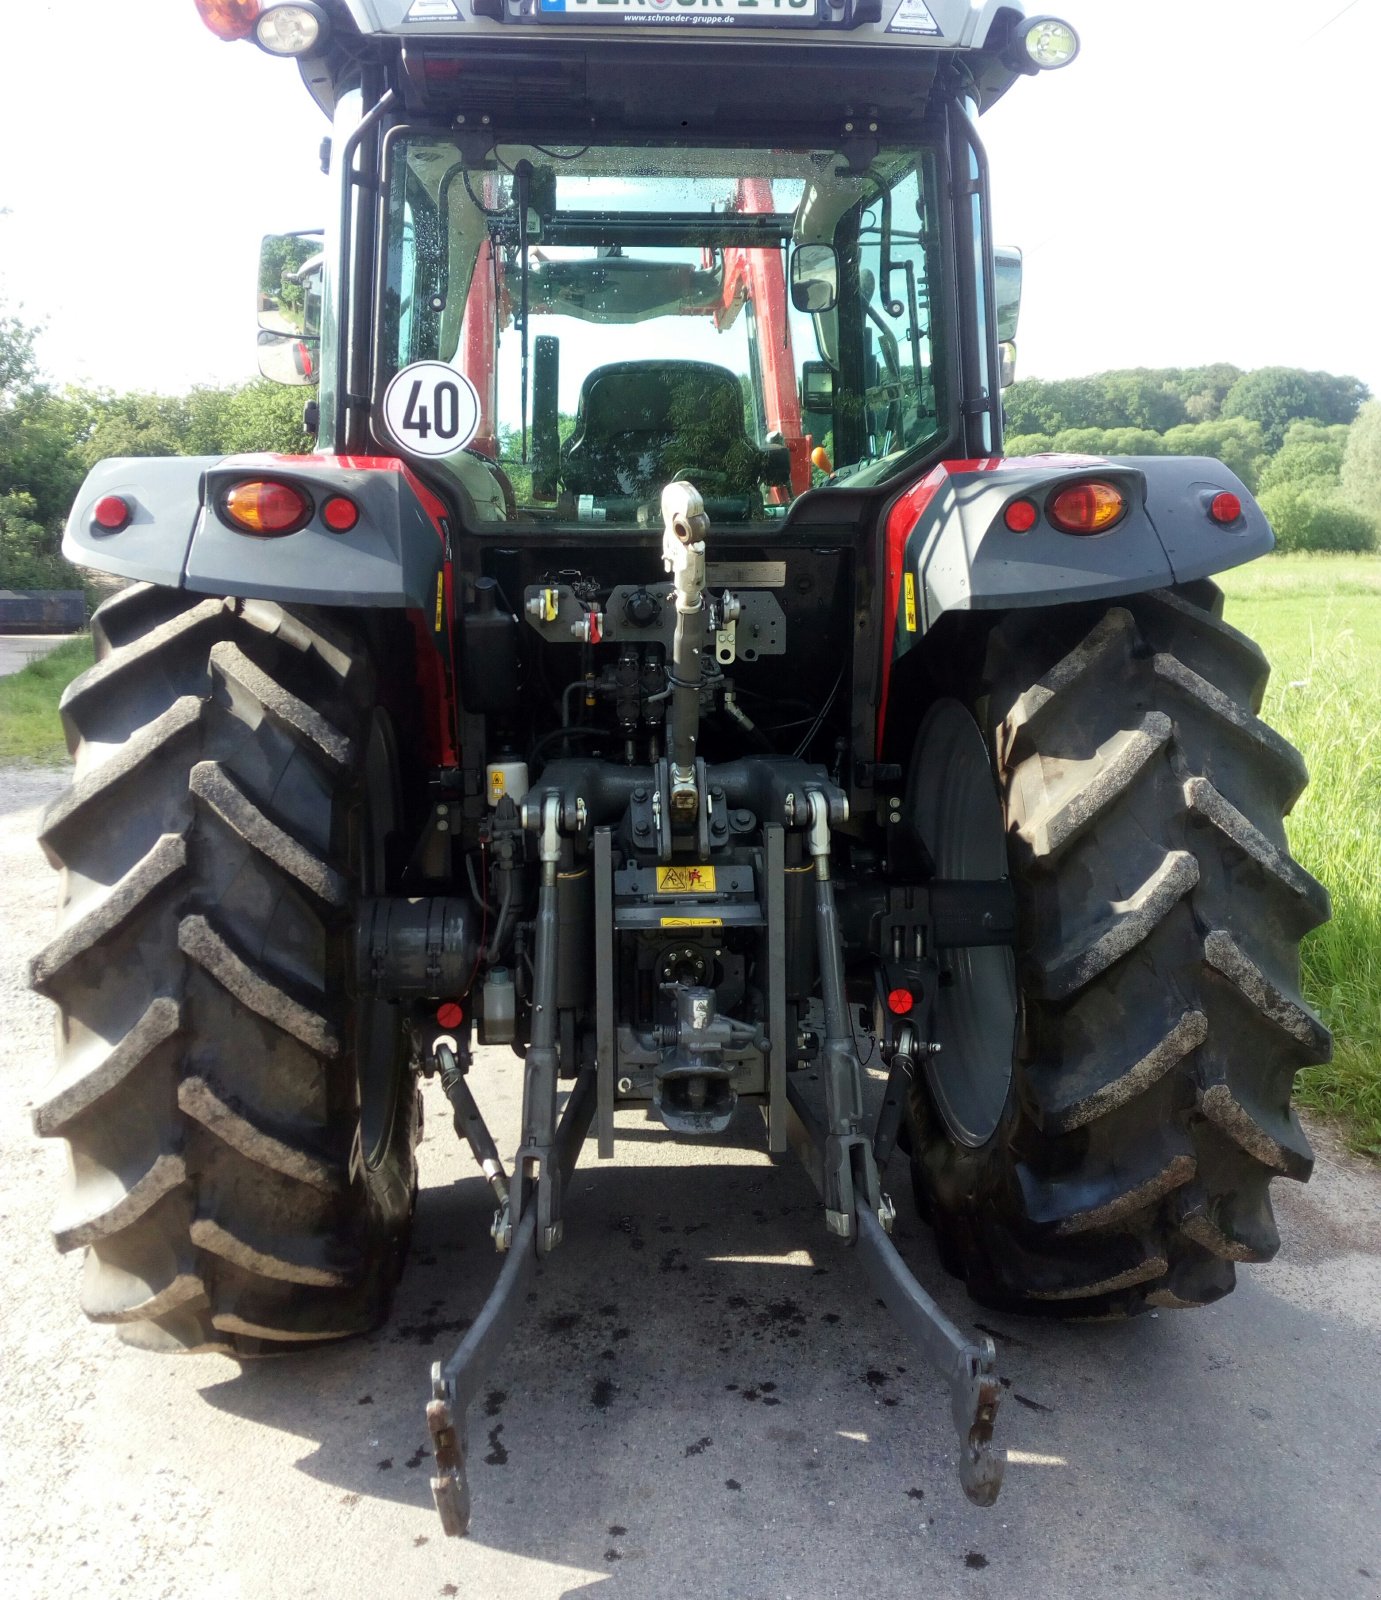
[909,584,1330,1316]
[29,584,418,1356]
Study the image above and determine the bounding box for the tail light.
[1208,491,1242,526]
[193,0,261,40]
[92,495,132,533]
[321,495,359,533]
[1046,480,1126,536]
[221,480,312,536]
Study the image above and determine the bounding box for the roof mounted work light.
[1010,17,1080,72]
[193,0,261,40]
[254,1,330,55]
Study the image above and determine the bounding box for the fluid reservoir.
[487,760,529,808]
[481,967,516,1045]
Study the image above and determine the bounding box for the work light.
[254,2,330,55]
[1013,17,1079,71]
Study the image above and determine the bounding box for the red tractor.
[33,0,1327,1536]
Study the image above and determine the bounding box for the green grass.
[0,636,92,763]
[1219,553,1381,1157]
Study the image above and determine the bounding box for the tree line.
[1004,363,1380,553]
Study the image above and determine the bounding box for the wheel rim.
[908,699,1017,1148]
[356,711,404,1168]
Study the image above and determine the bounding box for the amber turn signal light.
[193,0,262,40]
[1046,480,1125,536]
[222,480,312,536]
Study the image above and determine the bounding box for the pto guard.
[900,453,1273,637]
[64,453,447,611]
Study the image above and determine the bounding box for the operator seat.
[559,360,767,508]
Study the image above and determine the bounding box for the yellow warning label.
[434,572,444,633]
[660,916,723,929]
[903,572,918,634]
[655,865,717,893]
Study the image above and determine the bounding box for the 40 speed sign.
[382,361,482,457]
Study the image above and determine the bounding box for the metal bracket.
[428,1073,596,1537]
[785,1082,1005,1508]
[856,1207,1005,1507]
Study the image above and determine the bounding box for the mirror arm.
[878,186,904,319]
[904,259,922,389]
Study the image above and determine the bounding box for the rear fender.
[64,453,448,609]
[64,452,459,764]
[877,452,1272,749]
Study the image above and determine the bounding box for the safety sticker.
[660,916,724,929]
[382,361,480,458]
[887,0,941,35]
[656,865,717,893]
[434,572,445,632]
[903,572,918,633]
[405,1,460,20]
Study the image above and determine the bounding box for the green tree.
[1049,426,1165,457]
[0,307,85,588]
[1221,367,1369,452]
[1160,417,1267,492]
[1002,431,1054,455]
[1340,401,1381,526]
[1256,421,1349,494]
[1258,478,1376,553]
[1162,363,1244,422]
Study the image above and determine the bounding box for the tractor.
[32,0,1329,1535]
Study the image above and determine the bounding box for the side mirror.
[257,329,317,387]
[790,244,839,314]
[999,341,1018,390]
[801,360,834,411]
[258,231,323,384]
[994,246,1022,345]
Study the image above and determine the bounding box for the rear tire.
[905,586,1330,1317]
[31,585,419,1355]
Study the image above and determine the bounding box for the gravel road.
[3,764,1378,1600]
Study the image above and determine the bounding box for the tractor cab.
[367,137,950,526]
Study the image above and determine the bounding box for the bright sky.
[1,0,1377,400]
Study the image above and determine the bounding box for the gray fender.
[906,453,1272,636]
[64,454,446,611]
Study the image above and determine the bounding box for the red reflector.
[1003,497,1038,533]
[1209,492,1242,525]
[193,0,261,40]
[437,1002,464,1029]
[887,988,914,1016]
[321,495,359,533]
[222,480,312,536]
[1047,480,1125,536]
[92,495,131,531]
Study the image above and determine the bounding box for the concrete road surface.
[3,766,1378,1600]
[0,635,70,677]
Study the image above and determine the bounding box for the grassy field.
[0,556,1375,1152]
[1218,554,1381,1155]
[0,636,92,763]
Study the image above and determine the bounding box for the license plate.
[535,0,819,26]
